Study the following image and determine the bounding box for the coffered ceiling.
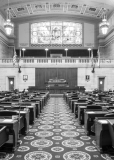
[0,0,114,21]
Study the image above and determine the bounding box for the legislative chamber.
[0,0,114,159]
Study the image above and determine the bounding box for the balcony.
[0,57,112,68]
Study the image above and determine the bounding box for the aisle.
[4,97,112,160]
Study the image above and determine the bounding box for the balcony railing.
[0,57,112,67]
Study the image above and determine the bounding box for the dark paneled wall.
[35,68,77,89]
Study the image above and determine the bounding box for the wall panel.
[35,68,77,89]
[84,23,94,48]
[18,23,29,48]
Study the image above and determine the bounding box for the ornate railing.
[0,57,112,67]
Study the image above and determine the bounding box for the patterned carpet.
[1,97,114,160]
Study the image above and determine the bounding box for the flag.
[13,47,17,67]
[91,49,94,67]
[97,47,100,67]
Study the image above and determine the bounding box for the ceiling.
[0,0,114,22]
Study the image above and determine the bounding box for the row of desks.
[0,91,49,152]
[64,91,114,153]
[0,111,27,152]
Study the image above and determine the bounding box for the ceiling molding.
[12,14,101,24]
[3,2,105,19]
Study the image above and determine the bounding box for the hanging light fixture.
[4,0,14,35]
[99,8,109,35]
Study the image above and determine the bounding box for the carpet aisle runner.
[4,97,113,160]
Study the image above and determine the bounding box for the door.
[8,78,14,91]
[98,78,105,91]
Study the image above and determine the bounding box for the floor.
[1,97,113,160]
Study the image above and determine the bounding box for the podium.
[46,78,68,86]
[45,78,68,94]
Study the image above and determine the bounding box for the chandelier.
[4,0,14,35]
[99,8,109,35]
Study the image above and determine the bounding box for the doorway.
[8,77,14,91]
[98,77,105,91]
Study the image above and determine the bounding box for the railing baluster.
[0,58,113,67]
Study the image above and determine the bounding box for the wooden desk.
[70,99,78,113]
[41,94,49,105]
[0,126,8,147]
[0,114,24,135]
[0,119,18,151]
[0,108,29,135]
[10,99,40,118]
[33,101,40,117]
[94,102,108,106]
[0,102,12,106]
[74,102,87,117]
[47,86,69,94]
[78,106,87,125]
[107,119,114,149]
[78,105,108,125]
[33,97,44,108]
[84,111,108,136]
[30,99,43,114]
[95,118,114,152]
[4,105,35,125]
[20,106,35,125]
[21,101,41,117]
[101,96,111,102]
[15,110,29,135]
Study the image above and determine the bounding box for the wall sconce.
[45,48,48,58]
[91,67,95,73]
[88,48,91,58]
[22,48,26,57]
[23,75,28,82]
[65,48,68,57]
[18,66,21,73]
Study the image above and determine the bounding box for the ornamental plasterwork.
[7,2,103,19]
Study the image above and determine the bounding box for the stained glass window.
[31,21,82,45]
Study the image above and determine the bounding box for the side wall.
[0,68,35,91]
[78,68,114,91]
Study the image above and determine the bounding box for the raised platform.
[28,86,85,94]
[50,94,63,97]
